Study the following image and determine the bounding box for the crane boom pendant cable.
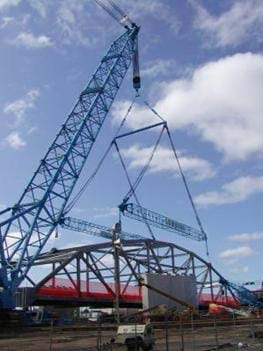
[113,141,156,240]
[142,99,210,257]
[119,124,166,203]
[113,123,168,240]
[64,93,139,214]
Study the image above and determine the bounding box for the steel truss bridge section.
[26,239,237,308]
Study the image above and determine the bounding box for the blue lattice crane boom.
[60,216,145,241]
[0,2,140,309]
[221,279,263,308]
[119,202,206,242]
[94,0,140,90]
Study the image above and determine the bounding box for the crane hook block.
[132,37,141,91]
[133,75,141,91]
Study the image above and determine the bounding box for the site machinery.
[1,0,261,312]
[0,2,141,309]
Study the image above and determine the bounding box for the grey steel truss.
[26,239,236,308]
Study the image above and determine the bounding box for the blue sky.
[0,0,263,286]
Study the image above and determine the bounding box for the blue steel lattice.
[61,216,145,240]
[0,26,139,308]
[119,202,206,241]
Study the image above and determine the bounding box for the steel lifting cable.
[143,99,210,257]
[114,123,172,261]
[64,93,139,215]
[113,124,166,240]
[94,0,132,28]
[107,0,132,24]
[112,100,167,241]
[122,124,166,203]
[114,141,156,240]
[107,0,126,16]
[94,0,122,25]
[166,128,209,256]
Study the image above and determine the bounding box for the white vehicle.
[115,324,154,351]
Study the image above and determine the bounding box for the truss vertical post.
[112,224,121,325]
[86,253,90,294]
[77,256,81,298]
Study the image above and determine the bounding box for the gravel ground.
[0,322,263,351]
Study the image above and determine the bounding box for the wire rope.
[114,141,156,240]
[64,93,139,214]
[143,99,210,257]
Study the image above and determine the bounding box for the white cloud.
[27,126,38,135]
[119,0,180,33]
[229,232,263,243]
[192,0,263,48]
[28,0,48,18]
[194,175,263,206]
[1,14,30,29]
[93,207,118,219]
[14,32,53,48]
[229,266,249,274]
[0,0,21,11]
[56,1,91,46]
[121,144,215,181]
[101,253,114,267]
[0,16,14,28]
[219,246,253,259]
[113,53,263,161]
[141,59,177,78]
[4,89,40,125]
[5,131,26,149]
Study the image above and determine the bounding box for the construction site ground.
[1,319,263,351]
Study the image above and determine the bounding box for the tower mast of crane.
[0,0,140,309]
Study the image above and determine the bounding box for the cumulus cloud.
[56,1,91,46]
[141,59,177,78]
[119,0,180,33]
[113,53,263,161]
[13,32,53,48]
[28,0,48,18]
[194,175,263,206]
[5,131,26,149]
[192,0,263,48]
[229,232,263,243]
[0,16,14,28]
[0,0,21,11]
[4,89,40,125]
[121,144,215,181]
[229,266,249,274]
[93,207,118,219]
[219,246,253,259]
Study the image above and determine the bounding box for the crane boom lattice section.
[119,203,206,241]
[0,27,139,307]
[61,216,145,241]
